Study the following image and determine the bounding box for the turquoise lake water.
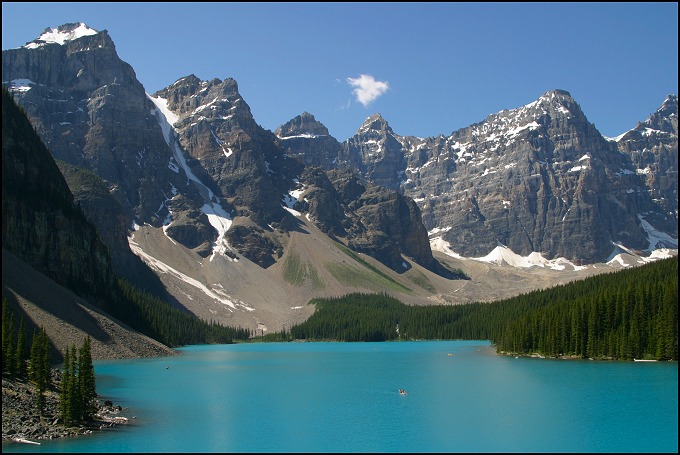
[2,340,677,453]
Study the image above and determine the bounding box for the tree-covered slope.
[279,257,677,360]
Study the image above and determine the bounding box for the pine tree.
[4,310,16,377]
[59,346,72,424]
[70,345,83,424]
[29,327,51,415]
[1,299,10,375]
[78,336,97,420]
[14,316,27,379]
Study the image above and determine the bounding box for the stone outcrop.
[343,114,408,191]
[294,167,444,274]
[152,75,306,266]
[153,75,302,223]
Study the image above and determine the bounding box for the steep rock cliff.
[2,23,216,259]
[2,87,116,308]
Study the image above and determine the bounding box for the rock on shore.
[2,370,129,445]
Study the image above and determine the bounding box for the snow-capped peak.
[24,23,99,49]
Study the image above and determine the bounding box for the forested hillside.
[275,257,677,360]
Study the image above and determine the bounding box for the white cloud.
[347,74,389,106]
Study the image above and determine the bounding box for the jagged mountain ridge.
[613,94,678,238]
[278,91,678,264]
[3,23,458,333]
[2,23,677,336]
[3,23,440,274]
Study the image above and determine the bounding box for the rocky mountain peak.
[659,94,678,112]
[614,95,678,238]
[155,75,252,133]
[275,111,329,138]
[523,89,581,119]
[449,89,582,149]
[357,113,392,135]
[23,22,100,49]
[544,88,572,98]
[644,94,678,133]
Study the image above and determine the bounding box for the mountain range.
[2,23,677,340]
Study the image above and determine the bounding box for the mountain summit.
[276,112,329,138]
[23,22,99,48]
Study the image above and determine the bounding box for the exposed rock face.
[280,90,677,263]
[54,161,130,269]
[276,111,330,138]
[615,95,678,239]
[276,112,343,169]
[294,167,441,273]
[3,24,440,273]
[153,75,301,223]
[6,23,675,275]
[150,76,444,271]
[2,24,217,260]
[2,88,115,304]
[293,166,348,238]
[407,89,653,263]
[151,75,306,266]
[343,114,407,191]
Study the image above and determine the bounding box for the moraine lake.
[2,340,677,453]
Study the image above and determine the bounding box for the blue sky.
[2,2,678,141]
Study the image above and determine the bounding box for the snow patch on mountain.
[433,234,675,271]
[607,254,631,267]
[430,237,601,271]
[472,244,587,270]
[637,215,678,250]
[6,79,35,93]
[605,132,629,142]
[24,23,98,49]
[281,182,306,217]
[128,236,253,311]
[278,133,323,140]
[148,94,234,258]
[429,236,464,259]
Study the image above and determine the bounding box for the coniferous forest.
[268,257,677,361]
[114,278,251,346]
[4,258,677,363]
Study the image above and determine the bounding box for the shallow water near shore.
[3,340,678,453]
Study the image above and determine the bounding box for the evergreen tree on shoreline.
[59,337,97,425]
[78,336,97,420]
[59,346,73,424]
[15,316,27,379]
[29,327,51,415]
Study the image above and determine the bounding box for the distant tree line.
[273,257,677,360]
[114,278,251,347]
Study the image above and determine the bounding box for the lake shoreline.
[2,371,128,445]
